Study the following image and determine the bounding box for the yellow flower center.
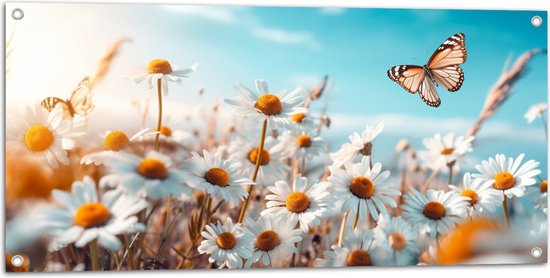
[255,94,282,116]
[346,249,372,266]
[205,167,230,187]
[389,232,407,251]
[493,172,515,191]
[157,126,172,137]
[296,134,312,148]
[74,203,110,228]
[103,131,130,151]
[285,192,310,213]
[216,232,237,250]
[461,189,479,206]
[349,176,375,199]
[359,142,373,156]
[248,148,270,166]
[24,125,54,152]
[423,201,446,220]
[255,230,281,251]
[291,113,306,123]
[137,158,168,180]
[540,180,548,193]
[441,148,455,155]
[147,59,173,74]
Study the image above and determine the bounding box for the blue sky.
[6,3,548,172]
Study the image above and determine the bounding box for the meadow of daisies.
[5,50,548,272]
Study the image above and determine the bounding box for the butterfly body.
[387,33,467,107]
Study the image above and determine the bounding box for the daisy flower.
[227,135,289,186]
[7,103,74,168]
[273,128,325,161]
[327,156,401,222]
[197,217,253,269]
[448,173,502,215]
[36,176,148,251]
[472,153,541,199]
[419,133,474,171]
[373,214,419,266]
[314,229,377,267]
[182,149,252,204]
[128,59,197,96]
[244,216,303,267]
[80,128,153,166]
[289,112,317,130]
[224,79,307,129]
[100,151,192,200]
[260,175,332,233]
[330,122,384,167]
[524,102,547,123]
[402,189,469,238]
[534,180,547,215]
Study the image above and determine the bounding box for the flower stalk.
[238,119,268,223]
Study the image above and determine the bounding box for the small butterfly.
[387,33,467,107]
[41,77,94,119]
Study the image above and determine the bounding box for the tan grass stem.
[238,119,268,223]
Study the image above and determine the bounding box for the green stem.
[238,119,268,223]
[90,239,100,271]
[154,78,163,151]
[503,194,511,228]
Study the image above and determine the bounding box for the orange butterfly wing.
[387,65,426,94]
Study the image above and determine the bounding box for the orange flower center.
[193,191,206,206]
[493,172,515,191]
[103,131,130,151]
[423,201,446,220]
[205,167,230,187]
[540,180,548,193]
[285,192,310,213]
[291,113,306,123]
[346,249,372,266]
[461,189,479,206]
[216,232,237,250]
[74,203,110,228]
[255,94,282,116]
[157,126,172,137]
[137,158,168,180]
[440,148,455,155]
[24,125,54,152]
[248,148,270,166]
[255,230,281,251]
[147,59,173,74]
[389,232,407,251]
[296,134,312,148]
[349,176,375,199]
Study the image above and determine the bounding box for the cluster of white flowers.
[6,64,546,271]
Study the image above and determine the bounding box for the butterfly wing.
[68,77,94,116]
[431,65,464,92]
[427,33,467,69]
[387,65,426,94]
[418,76,441,107]
[41,97,69,112]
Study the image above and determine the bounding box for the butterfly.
[387,33,467,107]
[41,77,94,119]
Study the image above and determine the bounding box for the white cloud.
[327,112,545,143]
[163,6,238,24]
[253,27,322,50]
[319,7,346,16]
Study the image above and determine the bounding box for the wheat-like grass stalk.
[467,48,547,139]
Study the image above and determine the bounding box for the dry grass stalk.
[467,48,546,138]
[89,38,131,89]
